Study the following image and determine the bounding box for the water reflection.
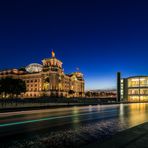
[70,103,148,128]
[127,103,148,127]
[89,105,93,112]
[69,103,148,130]
[119,104,124,115]
[72,106,80,125]
[2,103,148,148]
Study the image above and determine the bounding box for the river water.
[1,103,148,148]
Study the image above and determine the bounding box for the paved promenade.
[85,122,148,148]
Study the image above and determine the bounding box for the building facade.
[117,72,148,102]
[0,51,85,98]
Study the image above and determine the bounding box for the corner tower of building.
[42,50,63,73]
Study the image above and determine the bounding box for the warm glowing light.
[26,63,43,73]
[131,79,139,81]
[140,78,146,81]
[52,50,55,57]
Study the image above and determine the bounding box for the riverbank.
[84,122,148,148]
[0,97,116,112]
[0,102,100,113]
[1,101,148,113]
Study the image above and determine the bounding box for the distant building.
[117,72,148,102]
[0,51,85,98]
[85,89,116,98]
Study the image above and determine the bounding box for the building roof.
[126,75,148,79]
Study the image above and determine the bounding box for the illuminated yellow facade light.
[52,50,55,58]
[131,79,139,81]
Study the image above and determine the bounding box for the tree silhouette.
[0,77,26,98]
[68,90,75,97]
[85,91,91,97]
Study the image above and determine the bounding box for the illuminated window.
[128,78,139,87]
[140,77,148,87]
[128,89,139,95]
[128,96,139,102]
[140,96,148,101]
[140,89,148,95]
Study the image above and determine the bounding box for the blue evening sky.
[0,0,148,90]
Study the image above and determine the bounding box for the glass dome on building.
[26,63,43,73]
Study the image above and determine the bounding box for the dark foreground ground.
[0,103,148,148]
[84,122,148,148]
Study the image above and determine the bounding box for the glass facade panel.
[122,76,148,102]
[128,96,139,102]
[120,79,124,99]
[140,88,148,95]
[140,96,148,101]
[128,89,139,95]
[140,77,148,87]
[128,78,139,87]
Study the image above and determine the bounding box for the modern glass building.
[117,73,148,102]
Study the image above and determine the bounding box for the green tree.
[18,67,26,71]
[69,90,75,97]
[13,79,26,97]
[85,91,91,97]
[0,77,26,98]
[0,77,13,98]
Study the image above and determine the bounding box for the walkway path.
[85,122,148,148]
